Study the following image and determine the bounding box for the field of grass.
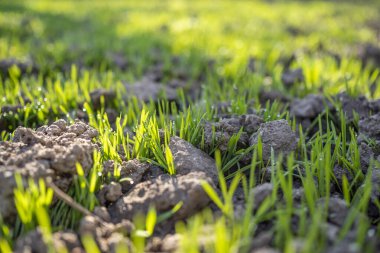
[1,0,380,253]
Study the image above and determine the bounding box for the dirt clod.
[123,76,177,103]
[317,197,348,227]
[359,113,380,142]
[14,228,81,253]
[146,234,180,252]
[203,114,263,153]
[281,68,304,88]
[106,182,123,202]
[109,171,214,222]
[337,93,370,122]
[249,120,297,161]
[252,183,274,210]
[0,120,98,222]
[290,94,326,118]
[119,159,151,192]
[169,136,218,183]
[0,58,38,77]
[90,89,117,110]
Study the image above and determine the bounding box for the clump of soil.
[123,76,178,103]
[0,58,38,78]
[14,228,82,253]
[0,119,98,222]
[359,44,380,68]
[290,94,326,119]
[108,136,217,222]
[249,119,297,161]
[89,89,117,110]
[337,93,370,122]
[281,68,304,88]
[203,114,264,152]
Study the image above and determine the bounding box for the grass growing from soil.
[1,0,380,253]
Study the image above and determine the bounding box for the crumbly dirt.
[281,68,304,88]
[0,119,98,222]
[249,119,297,161]
[203,114,263,152]
[89,89,117,110]
[109,171,215,222]
[108,137,218,222]
[5,91,380,253]
[0,58,38,78]
[337,93,370,122]
[123,76,178,103]
[290,94,327,119]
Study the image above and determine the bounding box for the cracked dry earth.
[2,90,380,253]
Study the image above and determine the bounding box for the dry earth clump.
[0,119,98,222]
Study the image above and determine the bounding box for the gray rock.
[249,120,297,161]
